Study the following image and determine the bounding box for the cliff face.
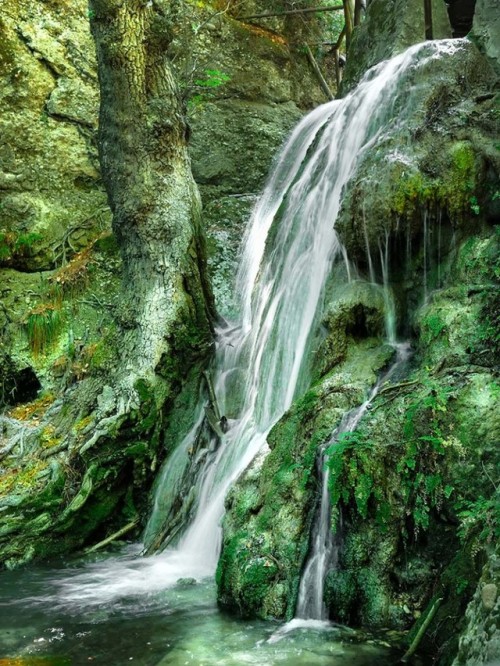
[0,0,329,566]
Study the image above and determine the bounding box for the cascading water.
[295,342,411,622]
[53,39,464,606]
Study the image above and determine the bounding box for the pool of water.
[0,545,402,666]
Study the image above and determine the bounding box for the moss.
[7,393,55,421]
[0,460,49,498]
[40,424,62,449]
[0,19,18,77]
[440,142,479,220]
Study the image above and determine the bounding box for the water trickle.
[295,343,412,621]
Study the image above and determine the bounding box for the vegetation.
[25,303,64,356]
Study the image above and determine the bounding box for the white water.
[53,39,464,607]
[295,343,411,621]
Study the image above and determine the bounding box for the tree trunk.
[89,0,214,400]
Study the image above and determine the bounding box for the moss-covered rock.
[217,340,394,619]
[471,0,500,76]
[341,0,452,94]
[0,0,108,273]
[337,40,499,270]
[452,549,500,666]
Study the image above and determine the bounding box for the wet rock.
[471,0,500,75]
[481,584,498,611]
[217,342,395,620]
[452,553,500,665]
[342,0,452,93]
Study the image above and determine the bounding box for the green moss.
[392,169,434,217]
[0,460,49,497]
[0,20,18,77]
[421,312,447,344]
[441,142,479,219]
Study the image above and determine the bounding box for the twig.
[84,519,139,554]
[203,370,221,421]
[305,45,334,100]
[481,461,499,492]
[401,597,443,662]
[40,440,69,458]
[237,6,343,20]
[377,379,420,396]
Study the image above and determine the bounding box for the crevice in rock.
[446,0,477,37]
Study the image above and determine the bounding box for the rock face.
[176,6,330,316]
[341,0,452,92]
[471,0,500,75]
[217,338,394,619]
[0,0,106,274]
[452,553,500,665]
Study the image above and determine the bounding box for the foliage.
[456,492,500,552]
[187,68,231,111]
[0,230,42,263]
[326,430,381,520]
[326,378,463,536]
[25,303,64,356]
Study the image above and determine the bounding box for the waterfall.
[143,40,465,577]
[148,41,468,570]
[54,40,464,606]
[295,343,411,621]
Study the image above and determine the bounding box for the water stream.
[295,343,412,622]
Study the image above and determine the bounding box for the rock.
[0,0,108,273]
[46,77,98,126]
[342,0,452,93]
[177,577,197,587]
[471,0,500,76]
[481,584,498,611]
[452,553,500,665]
[217,342,394,620]
[190,100,302,194]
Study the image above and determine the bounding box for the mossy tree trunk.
[89,0,214,400]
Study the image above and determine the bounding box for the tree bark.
[89,0,214,400]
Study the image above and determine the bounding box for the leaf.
[444,484,454,498]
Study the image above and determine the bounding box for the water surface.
[0,547,396,666]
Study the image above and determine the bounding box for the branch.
[401,597,443,662]
[305,45,334,100]
[84,519,139,554]
[237,6,343,20]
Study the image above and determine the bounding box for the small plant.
[0,230,42,263]
[26,304,64,356]
[469,195,480,215]
[49,247,94,301]
[456,492,500,553]
[194,68,231,88]
[186,68,231,112]
[326,377,462,536]
[327,430,380,520]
